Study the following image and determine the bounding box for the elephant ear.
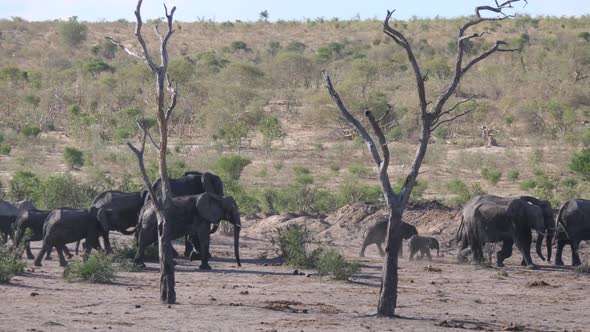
[195,193,223,224]
[203,172,224,196]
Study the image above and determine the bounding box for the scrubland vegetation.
[1,15,590,210]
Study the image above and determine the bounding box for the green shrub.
[258,116,286,154]
[230,41,249,52]
[316,248,360,280]
[214,155,251,184]
[63,251,115,283]
[569,148,590,180]
[335,182,382,206]
[8,171,40,201]
[446,179,486,206]
[575,263,590,274]
[60,17,88,47]
[578,31,590,42]
[36,174,97,209]
[81,58,112,75]
[480,167,502,185]
[0,247,25,283]
[64,147,84,169]
[111,243,143,272]
[507,169,520,181]
[348,163,372,177]
[329,164,341,173]
[273,224,317,268]
[293,166,313,185]
[21,126,41,138]
[0,143,10,155]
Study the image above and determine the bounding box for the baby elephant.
[408,235,440,261]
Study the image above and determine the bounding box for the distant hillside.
[0,15,589,212]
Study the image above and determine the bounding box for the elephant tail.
[553,201,569,243]
[119,225,138,236]
[455,215,465,243]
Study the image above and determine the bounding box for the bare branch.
[127,126,159,211]
[433,97,473,125]
[105,37,144,60]
[460,31,489,42]
[133,0,158,72]
[165,74,177,123]
[431,109,474,132]
[462,41,518,75]
[322,71,382,167]
[136,121,159,150]
[365,110,390,174]
[384,10,427,116]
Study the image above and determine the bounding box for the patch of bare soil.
[1,203,589,331]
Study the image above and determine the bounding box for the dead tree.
[323,0,523,317]
[108,0,178,304]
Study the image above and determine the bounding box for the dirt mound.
[241,214,328,238]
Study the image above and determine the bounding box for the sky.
[0,0,588,22]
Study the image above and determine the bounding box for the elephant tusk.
[234,224,242,228]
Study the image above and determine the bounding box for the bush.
[60,17,88,47]
[446,179,486,206]
[273,224,317,268]
[36,174,97,209]
[21,126,41,138]
[8,171,40,201]
[480,167,502,185]
[316,249,360,280]
[348,163,372,177]
[230,41,249,52]
[569,148,590,180]
[575,263,590,274]
[64,147,84,169]
[507,169,520,181]
[0,143,10,155]
[63,251,115,283]
[81,58,112,75]
[0,247,25,283]
[393,178,428,200]
[214,155,251,184]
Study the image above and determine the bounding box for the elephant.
[34,208,106,267]
[0,199,36,243]
[359,218,418,257]
[519,196,554,262]
[134,192,241,270]
[148,171,225,258]
[457,195,547,269]
[408,235,439,260]
[554,199,590,266]
[13,209,72,260]
[80,190,147,254]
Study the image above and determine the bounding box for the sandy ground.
[1,205,589,332]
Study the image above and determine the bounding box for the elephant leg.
[376,242,386,257]
[188,235,205,261]
[75,240,81,256]
[359,239,370,257]
[25,241,35,260]
[45,247,53,260]
[571,239,582,266]
[496,239,513,268]
[183,235,193,258]
[34,243,50,267]
[555,239,567,266]
[398,241,404,257]
[458,240,470,261]
[515,231,536,269]
[196,223,212,270]
[63,246,73,259]
[424,248,432,261]
[56,246,68,267]
[102,232,113,254]
[409,248,416,261]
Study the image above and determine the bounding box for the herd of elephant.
[359,195,590,268]
[0,171,242,270]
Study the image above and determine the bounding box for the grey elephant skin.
[34,208,105,267]
[13,209,72,260]
[554,199,590,266]
[0,199,36,243]
[148,171,225,257]
[408,235,439,260]
[359,219,418,257]
[457,195,548,269]
[134,193,241,270]
[87,190,147,253]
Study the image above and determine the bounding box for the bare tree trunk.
[377,205,402,316]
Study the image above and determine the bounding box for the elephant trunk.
[233,217,241,267]
[13,228,23,248]
[535,232,545,261]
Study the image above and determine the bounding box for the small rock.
[30,292,39,297]
[240,290,249,295]
[263,263,269,266]
[135,305,141,309]
[167,305,171,308]
[302,309,309,314]
[210,297,217,301]
[293,269,299,275]
[305,273,311,278]
[431,281,436,285]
